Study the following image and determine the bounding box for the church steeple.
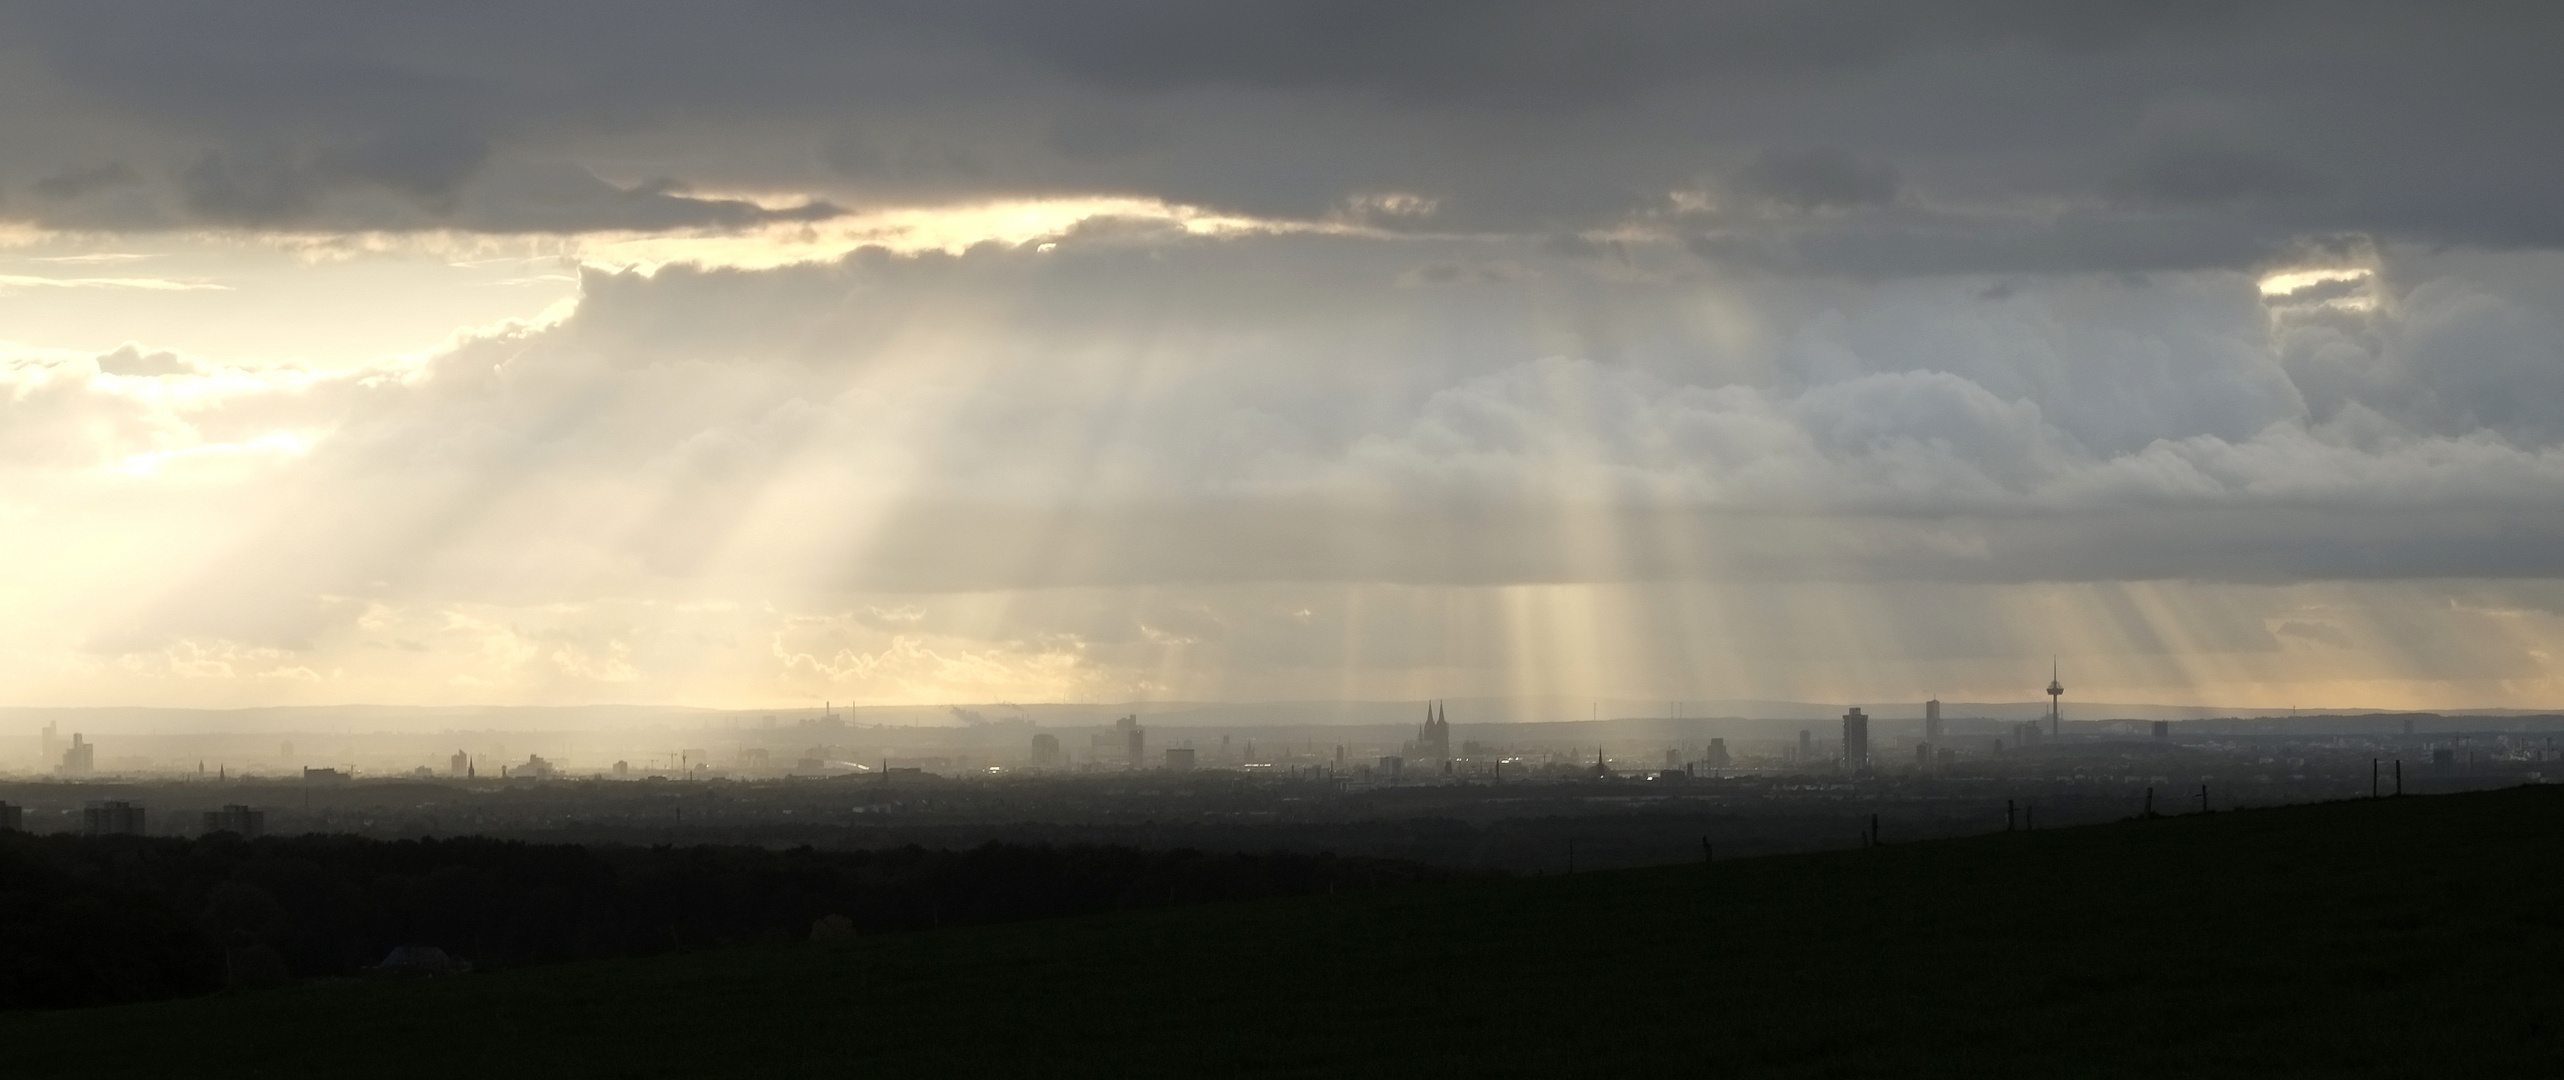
[1418,700,1451,761]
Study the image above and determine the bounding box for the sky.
[7,1,2564,714]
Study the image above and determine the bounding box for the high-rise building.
[1705,738,1731,768]
[203,804,264,838]
[2152,720,2170,741]
[1030,733,1062,767]
[1798,729,1813,762]
[1924,699,1944,741]
[1842,708,1870,772]
[1164,747,1195,771]
[0,801,21,831]
[57,733,94,777]
[40,723,58,769]
[83,800,144,836]
[450,749,469,777]
[1116,715,1145,770]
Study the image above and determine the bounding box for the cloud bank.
[0,2,2558,264]
[5,4,2564,709]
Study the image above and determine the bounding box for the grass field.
[9,786,2562,1078]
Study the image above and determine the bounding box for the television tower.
[2046,658,2065,737]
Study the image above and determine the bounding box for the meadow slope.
[9,786,2561,1078]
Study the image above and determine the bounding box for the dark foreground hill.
[11,786,2564,1078]
[0,832,1458,1009]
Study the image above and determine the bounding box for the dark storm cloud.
[0,2,2560,265]
[1738,148,1902,211]
[1687,207,2295,277]
[2110,136,2325,208]
[903,0,2259,105]
[32,161,139,199]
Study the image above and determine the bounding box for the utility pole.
[2372,758,2380,799]
[2199,784,2210,813]
[2006,799,2016,832]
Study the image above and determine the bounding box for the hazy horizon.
[10,694,2559,736]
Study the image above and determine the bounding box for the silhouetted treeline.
[0,831,1466,1010]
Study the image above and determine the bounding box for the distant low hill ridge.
[7,697,2556,734]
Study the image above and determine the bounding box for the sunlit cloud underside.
[8,198,2564,712]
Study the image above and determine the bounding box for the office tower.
[58,733,94,776]
[1842,708,1870,772]
[83,800,144,836]
[1116,715,1145,770]
[202,804,264,838]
